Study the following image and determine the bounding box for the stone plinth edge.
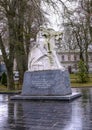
[10,92,81,101]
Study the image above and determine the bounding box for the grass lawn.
[71,82,92,87]
[70,74,92,87]
[0,83,21,93]
[0,74,92,92]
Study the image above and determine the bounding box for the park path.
[0,88,92,130]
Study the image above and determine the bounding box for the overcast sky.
[42,0,78,31]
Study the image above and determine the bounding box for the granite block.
[21,69,72,96]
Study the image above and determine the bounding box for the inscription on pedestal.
[31,72,54,89]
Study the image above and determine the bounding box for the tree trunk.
[85,48,89,72]
[14,1,27,84]
[15,21,27,84]
[7,69,15,90]
[0,33,15,90]
[79,50,84,61]
[15,45,27,84]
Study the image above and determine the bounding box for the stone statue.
[11,28,81,100]
[28,28,65,71]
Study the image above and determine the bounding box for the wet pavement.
[0,88,92,130]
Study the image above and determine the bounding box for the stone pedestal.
[11,69,81,101]
[22,69,72,96]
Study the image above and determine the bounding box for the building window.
[74,64,77,69]
[68,55,71,61]
[62,55,65,61]
[90,55,92,61]
[74,55,77,61]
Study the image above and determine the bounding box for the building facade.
[57,50,92,73]
[37,27,92,73]
[1,27,92,74]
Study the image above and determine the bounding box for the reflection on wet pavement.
[0,88,92,130]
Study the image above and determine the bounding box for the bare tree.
[62,0,92,71]
[0,0,16,89]
[0,0,59,89]
[0,0,45,88]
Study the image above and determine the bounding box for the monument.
[11,27,81,100]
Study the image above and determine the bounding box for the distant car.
[13,71,19,81]
[72,69,78,73]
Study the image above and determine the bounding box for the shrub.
[1,72,7,86]
[77,60,89,83]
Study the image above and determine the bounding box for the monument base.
[11,69,81,101]
[11,92,81,101]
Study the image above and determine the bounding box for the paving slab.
[0,88,92,130]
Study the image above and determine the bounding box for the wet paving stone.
[0,88,92,130]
